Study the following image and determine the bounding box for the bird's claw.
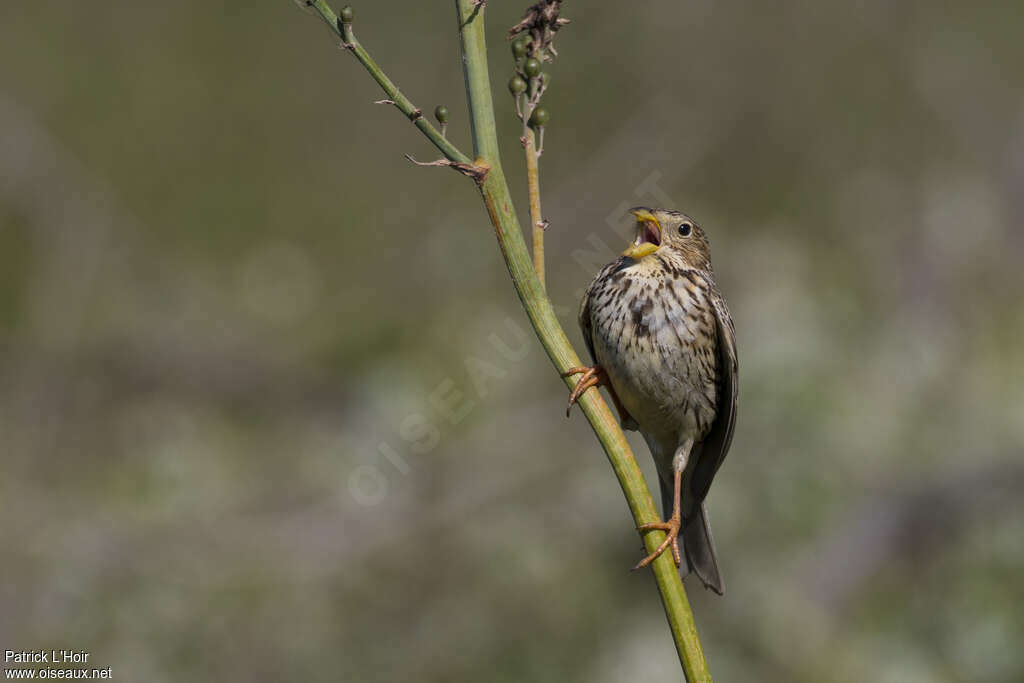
[560,365,608,416]
[633,515,682,570]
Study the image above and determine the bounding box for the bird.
[563,207,738,594]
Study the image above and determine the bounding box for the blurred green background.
[2,1,1022,681]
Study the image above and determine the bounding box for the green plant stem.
[300,1,711,678]
[307,0,471,165]
[524,129,545,288]
[453,1,710,679]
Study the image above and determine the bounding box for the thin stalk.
[307,1,471,165]
[453,1,710,679]
[525,128,544,287]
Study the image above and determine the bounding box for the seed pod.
[511,37,529,59]
[508,75,527,95]
[529,106,550,128]
[339,6,354,22]
[523,58,541,79]
[434,105,449,124]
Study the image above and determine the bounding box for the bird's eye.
[678,223,692,237]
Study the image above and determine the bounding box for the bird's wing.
[691,292,738,503]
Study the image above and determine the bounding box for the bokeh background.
[2,1,1022,681]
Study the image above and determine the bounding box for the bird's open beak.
[622,208,662,259]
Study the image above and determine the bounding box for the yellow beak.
[622,208,662,259]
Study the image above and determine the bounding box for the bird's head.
[623,207,712,270]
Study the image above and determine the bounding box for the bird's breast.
[589,265,719,442]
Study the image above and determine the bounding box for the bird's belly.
[590,286,718,442]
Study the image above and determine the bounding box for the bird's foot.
[633,513,682,570]
[560,365,609,416]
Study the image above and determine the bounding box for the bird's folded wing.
[691,294,738,503]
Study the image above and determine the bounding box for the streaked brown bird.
[564,207,738,594]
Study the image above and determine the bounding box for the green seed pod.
[523,58,542,79]
[508,75,527,95]
[511,37,529,59]
[339,6,354,22]
[529,106,550,128]
[434,105,449,124]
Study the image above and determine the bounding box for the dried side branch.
[404,155,489,184]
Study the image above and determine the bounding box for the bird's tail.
[659,474,724,594]
[682,503,724,595]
